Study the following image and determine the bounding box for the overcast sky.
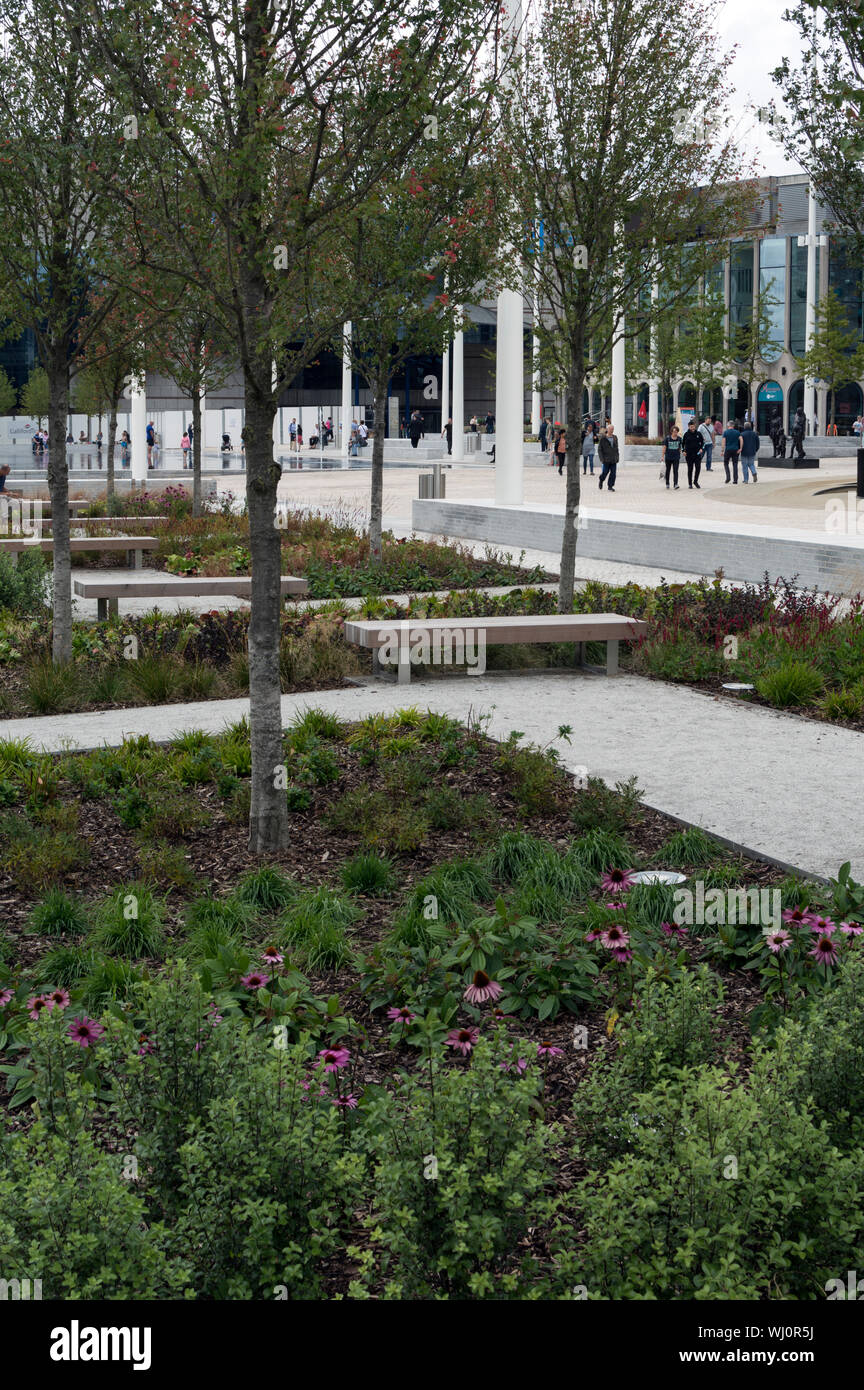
[713,0,803,174]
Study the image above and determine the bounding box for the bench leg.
[575,642,585,667]
[397,637,412,686]
[97,597,119,621]
[606,639,619,676]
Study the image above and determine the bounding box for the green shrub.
[757,659,823,708]
[113,784,150,829]
[140,783,211,841]
[90,885,167,959]
[279,887,360,969]
[235,865,298,914]
[818,684,864,722]
[340,852,396,896]
[570,775,644,835]
[658,826,723,868]
[423,786,498,835]
[7,827,89,895]
[389,859,493,948]
[124,655,182,704]
[26,888,89,938]
[80,955,144,1009]
[486,832,594,920]
[565,1064,862,1300]
[568,826,629,874]
[184,894,252,958]
[0,549,48,617]
[38,943,99,989]
[354,1036,556,1299]
[25,658,79,713]
[326,786,429,854]
[137,840,202,895]
[0,1092,190,1299]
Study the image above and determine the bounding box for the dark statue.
[791,408,807,460]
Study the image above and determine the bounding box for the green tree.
[796,286,864,428]
[337,110,500,559]
[0,366,17,415]
[83,0,501,852]
[19,367,50,427]
[773,2,864,249]
[679,278,728,421]
[504,0,750,608]
[0,0,130,663]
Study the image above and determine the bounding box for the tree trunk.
[47,358,72,663]
[107,404,117,500]
[369,379,387,561]
[192,386,203,516]
[558,367,584,612]
[244,377,290,853]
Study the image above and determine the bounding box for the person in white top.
[697,416,714,471]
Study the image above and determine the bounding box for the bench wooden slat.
[343,613,647,684]
[73,573,308,619]
[0,536,159,552]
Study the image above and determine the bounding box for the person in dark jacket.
[538,416,549,452]
[739,423,760,482]
[681,419,704,489]
[597,423,619,491]
[722,420,742,484]
[661,424,682,489]
[409,410,424,449]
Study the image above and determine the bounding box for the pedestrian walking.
[539,416,549,453]
[555,427,567,476]
[181,430,191,467]
[581,421,596,475]
[698,416,714,471]
[409,410,423,449]
[597,423,619,491]
[739,421,760,483]
[722,419,742,484]
[484,411,494,434]
[661,424,682,489]
[682,419,704,489]
[442,417,453,456]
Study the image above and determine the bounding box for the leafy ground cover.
[1,711,862,1299]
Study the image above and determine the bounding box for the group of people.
[538,415,621,490]
[661,415,764,487]
[468,413,495,434]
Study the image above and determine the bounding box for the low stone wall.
[412,497,864,595]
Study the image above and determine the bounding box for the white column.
[648,280,659,437]
[129,369,147,483]
[341,321,352,464]
[803,188,819,436]
[441,336,450,434]
[494,0,524,505]
[531,264,542,435]
[452,322,464,461]
[611,319,626,441]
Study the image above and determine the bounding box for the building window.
[759,236,786,355]
[829,237,864,344]
[789,237,818,356]
[730,242,753,334]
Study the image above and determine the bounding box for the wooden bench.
[343,613,648,685]
[0,536,158,569]
[73,574,308,620]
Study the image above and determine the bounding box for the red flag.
[638,400,647,420]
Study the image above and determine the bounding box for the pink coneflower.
[445,1026,479,1057]
[661,921,688,939]
[810,934,838,967]
[386,1005,416,1024]
[600,923,630,950]
[610,946,633,962]
[585,928,603,943]
[464,970,503,1005]
[317,1046,351,1072]
[0,988,13,1007]
[261,945,284,965]
[808,915,836,935]
[840,920,864,936]
[241,971,271,990]
[765,929,792,954]
[332,1093,359,1109]
[782,906,812,926]
[48,988,70,1009]
[27,994,53,1020]
[67,1016,105,1048]
[601,868,635,894]
[537,1042,563,1059]
[605,901,628,913]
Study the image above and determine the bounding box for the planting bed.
[1,710,862,1300]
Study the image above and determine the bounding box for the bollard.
[858,448,864,500]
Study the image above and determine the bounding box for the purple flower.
[810,934,838,967]
[386,1006,416,1024]
[840,920,863,936]
[67,1016,105,1048]
[600,923,630,950]
[809,915,836,935]
[464,970,503,1005]
[0,988,13,1008]
[765,929,792,954]
[600,868,635,894]
[241,971,271,990]
[445,1027,479,1057]
[317,1046,350,1072]
[537,1042,563,1059]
